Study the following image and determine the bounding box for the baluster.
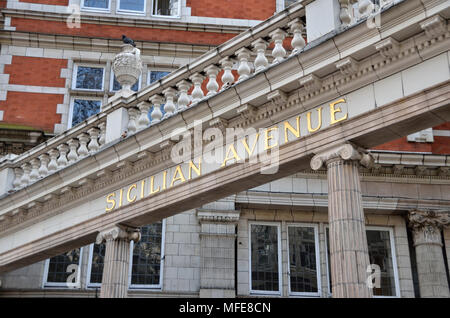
[176,80,191,111]
[204,65,220,96]
[127,108,139,135]
[189,72,205,104]
[13,167,23,189]
[235,47,252,82]
[77,133,89,158]
[162,87,177,117]
[220,57,235,90]
[150,95,163,123]
[48,149,59,172]
[358,0,374,17]
[57,144,69,167]
[29,158,40,181]
[339,0,354,26]
[38,154,49,177]
[87,127,100,154]
[252,38,269,72]
[288,18,306,56]
[67,139,79,163]
[98,122,106,146]
[20,163,31,186]
[137,101,151,130]
[269,28,287,64]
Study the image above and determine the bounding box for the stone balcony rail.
[0,0,402,194]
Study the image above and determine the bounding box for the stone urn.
[111,44,142,99]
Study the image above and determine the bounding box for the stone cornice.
[0,8,251,34]
[196,209,240,224]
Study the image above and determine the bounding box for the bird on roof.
[122,34,136,47]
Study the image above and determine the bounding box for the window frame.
[151,0,182,18]
[86,220,166,290]
[248,221,282,296]
[42,247,84,288]
[324,225,401,298]
[80,0,111,12]
[67,96,103,129]
[117,0,147,15]
[71,63,106,92]
[128,220,166,290]
[286,223,322,297]
[110,68,141,93]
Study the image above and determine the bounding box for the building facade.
[0,0,449,298]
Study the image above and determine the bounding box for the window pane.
[149,71,170,84]
[83,0,109,9]
[46,249,80,284]
[71,99,101,127]
[153,0,179,16]
[89,243,106,284]
[119,0,145,12]
[75,66,104,90]
[288,226,318,293]
[112,75,139,92]
[131,222,163,286]
[250,224,279,292]
[367,230,396,296]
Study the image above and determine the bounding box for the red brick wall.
[11,18,237,46]
[186,0,276,20]
[19,0,68,5]
[0,92,63,132]
[5,56,67,87]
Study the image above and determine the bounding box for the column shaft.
[327,159,372,298]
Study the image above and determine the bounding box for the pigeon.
[122,34,136,47]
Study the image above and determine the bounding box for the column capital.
[408,210,450,246]
[96,225,141,244]
[310,143,373,170]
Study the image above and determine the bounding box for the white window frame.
[86,243,102,289]
[151,0,182,18]
[248,221,282,296]
[81,0,111,12]
[42,247,84,288]
[110,68,141,92]
[117,0,146,15]
[129,220,166,290]
[147,68,173,85]
[366,226,401,298]
[71,63,106,92]
[67,96,103,129]
[325,225,401,298]
[286,223,321,297]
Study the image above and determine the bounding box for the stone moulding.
[196,209,241,224]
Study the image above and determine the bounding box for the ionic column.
[96,225,141,298]
[311,143,374,298]
[408,210,450,298]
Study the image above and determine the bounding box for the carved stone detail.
[112,44,142,97]
[310,143,374,171]
[96,225,141,245]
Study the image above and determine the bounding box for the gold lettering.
[170,165,186,187]
[140,180,145,199]
[330,98,348,125]
[264,127,278,150]
[241,133,260,157]
[105,193,116,212]
[188,158,202,180]
[162,171,167,190]
[149,175,160,195]
[118,188,123,208]
[221,144,241,167]
[127,184,137,203]
[284,117,300,143]
[307,107,322,133]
